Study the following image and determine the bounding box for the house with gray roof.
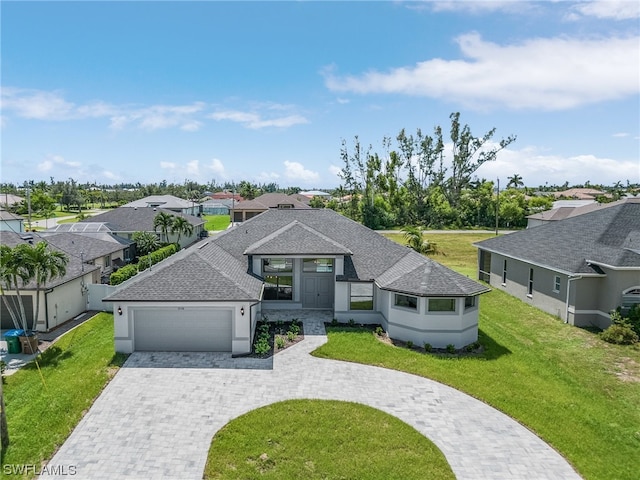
[0,231,100,331]
[106,209,489,355]
[0,209,24,233]
[121,195,199,216]
[80,206,205,249]
[475,198,640,329]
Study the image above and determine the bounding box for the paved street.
[41,316,580,479]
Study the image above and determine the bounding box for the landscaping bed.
[251,319,304,358]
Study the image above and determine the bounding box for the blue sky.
[1,0,639,189]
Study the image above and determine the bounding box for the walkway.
[41,315,581,480]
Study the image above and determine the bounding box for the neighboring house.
[299,190,332,199]
[526,199,626,228]
[552,188,607,200]
[105,209,488,356]
[38,231,132,283]
[0,209,24,233]
[0,193,24,210]
[79,207,205,249]
[475,198,640,329]
[0,231,99,331]
[45,222,136,265]
[231,193,311,223]
[211,191,243,202]
[121,195,200,216]
[201,199,232,215]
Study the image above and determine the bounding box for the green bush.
[287,331,297,342]
[423,343,432,353]
[600,324,639,345]
[109,264,138,285]
[446,344,456,354]
[275,336,286,350]
[254,338,270,355]
[375,326,384,337]
[406,341,413,349]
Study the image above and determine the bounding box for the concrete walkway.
[41,315,581,480]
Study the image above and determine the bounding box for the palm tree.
[507,174,524,189]
[170,216,194,245]
[153,212,174,243]
[0,244,35,331]
[25,241,68,332]
[401,226,444,256]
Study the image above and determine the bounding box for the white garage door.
[133,308,233,352]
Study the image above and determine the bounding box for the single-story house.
[80,207,205,249]
[105,209,489,355]
[231,193,311,223]
[0,209,24,233]
[526,199,623,228]
[475,198,640,329]
[121,195,200,216]
[0,231,99,331]
[38,231,132,283]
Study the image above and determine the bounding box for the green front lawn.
[2,313,126,473]
[204,399,454,480]
[314,232,640,480]
[203,214,231,231]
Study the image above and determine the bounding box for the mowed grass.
[383,231,494,277]
[204,399,454,480]
[204,214,231,231]
[314,232,640,480]
[2,313,126,474]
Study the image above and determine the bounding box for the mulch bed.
[249,321,305,358]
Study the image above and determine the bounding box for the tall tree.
[170,216,194,245]
[401,225,444,256]
[153,212,174,243]
[507,173,524,189]
[24,241,68,332]
[0,244,35,331]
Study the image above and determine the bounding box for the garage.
[133,308,233,352]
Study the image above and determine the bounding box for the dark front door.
[302,276,334,309]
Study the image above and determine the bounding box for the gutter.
[565,276,582,324]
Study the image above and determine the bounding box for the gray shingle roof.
[104,241,262,302]
[243,221,352,256]
[232,193,311,211]
[216,209,487,297]
[80,207,203,231]
[121,195,194,209]
[476,199,640,274]
[0,231,99,289]
[36,232,127,261]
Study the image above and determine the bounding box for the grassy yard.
[204,399,454,480]
[1,313,126,474]
[203,214,231,231]
[313,232,640,480]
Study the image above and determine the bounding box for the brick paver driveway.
[41,318,581,479]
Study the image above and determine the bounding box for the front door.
[302,276,334,309]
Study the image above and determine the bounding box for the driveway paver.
[41,316,581,480]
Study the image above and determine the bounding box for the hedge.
[110,243,179,285]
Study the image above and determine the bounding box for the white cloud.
[37,154,81,172]
[160,161,177,169]
[112,102,206,131]
[328,164,342,178]
[256,171,281,183]
[570,1,640,20]
[283,160,320,183]
[427,1,534,14]
[205,158,226,178]
[186,160,200,176]
[475,145,640,187]
[324,33,640,111]
[210,108,309,129]
[612,132,630,138]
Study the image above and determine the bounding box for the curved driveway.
[42,318,581,480]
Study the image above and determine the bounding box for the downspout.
[565,276,582,324]
[44,288,53,331]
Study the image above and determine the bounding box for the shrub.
[446,344,456,354]
[406,341,413,349]
[331,318,338,326]
[348,319,355,327]
[287,331,297,342]
[423,343,432,352]
[254,338,270,355]
[109,264,138,285]
[600,324,639,345]
[375,326,384,337]
[275,336,286,349]
[289,322,300,336]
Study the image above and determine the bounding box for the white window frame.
[553,275,561,294]
[394,293,418,310]
[428,298,456,312]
